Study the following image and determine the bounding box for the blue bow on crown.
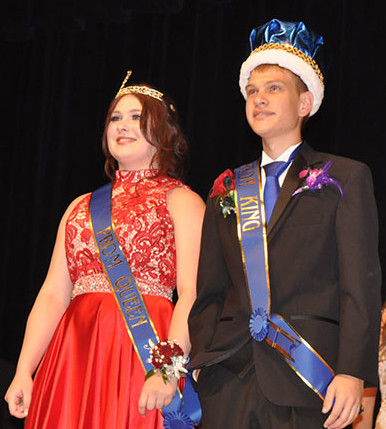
[250,19,324,65]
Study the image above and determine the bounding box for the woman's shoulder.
[166,185,206,219]
[62,192,91,223]
[156,175,190,190]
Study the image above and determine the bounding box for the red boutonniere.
[210,169,236,218]
[292,161,343,197]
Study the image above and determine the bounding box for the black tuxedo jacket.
[189,143,381,408]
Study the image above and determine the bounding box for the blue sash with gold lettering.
[234,161,334,400]
[89,183,201,429]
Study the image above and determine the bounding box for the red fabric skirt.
[25,293,174,429]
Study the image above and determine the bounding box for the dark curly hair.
[102,87,189,181]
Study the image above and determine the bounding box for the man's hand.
[322,374,363,429]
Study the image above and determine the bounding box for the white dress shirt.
[260,142,302,188]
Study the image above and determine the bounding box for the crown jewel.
[115,71,164,101]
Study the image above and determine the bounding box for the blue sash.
[234,162,334,400]
[89,183,201,428]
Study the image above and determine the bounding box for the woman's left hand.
[138,372,178,416]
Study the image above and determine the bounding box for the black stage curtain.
[0,0,384,418]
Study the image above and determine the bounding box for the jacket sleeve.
[188,195,232,369]
[335,162,381,385]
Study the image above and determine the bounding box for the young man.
[188,19,381,429]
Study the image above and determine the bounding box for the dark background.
[0,0,384,426]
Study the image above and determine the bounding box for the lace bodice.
[65,170,187,301]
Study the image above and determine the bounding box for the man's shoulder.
[317,151,366,167]
[301,144,370,175]
[301,148,375,198]
[316,152,370,177]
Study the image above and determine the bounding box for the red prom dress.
[25,170,187,429]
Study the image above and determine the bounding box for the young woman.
[5,73,205,428]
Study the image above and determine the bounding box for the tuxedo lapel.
[267,143,322,236]
[267,155,303,235]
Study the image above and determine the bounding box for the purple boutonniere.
[292,161,343,197]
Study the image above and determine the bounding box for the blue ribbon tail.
[162,373,201,428]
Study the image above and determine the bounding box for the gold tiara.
[115,71,164,101]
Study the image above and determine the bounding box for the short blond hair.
[252,63,308,95]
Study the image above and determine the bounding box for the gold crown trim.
[115,70,164,101]
[251,43,324,86]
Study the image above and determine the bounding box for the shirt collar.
[261,142,302,167]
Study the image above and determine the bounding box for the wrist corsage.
[210,169,236,218]
[145,339,188,384]
[292,161,343,197]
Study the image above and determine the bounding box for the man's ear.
[299,91,313,118]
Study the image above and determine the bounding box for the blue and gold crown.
[239,19,325,116]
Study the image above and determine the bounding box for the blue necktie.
[263,144,303,224]
[263,161,289,224]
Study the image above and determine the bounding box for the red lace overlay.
[65,170,188,301]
